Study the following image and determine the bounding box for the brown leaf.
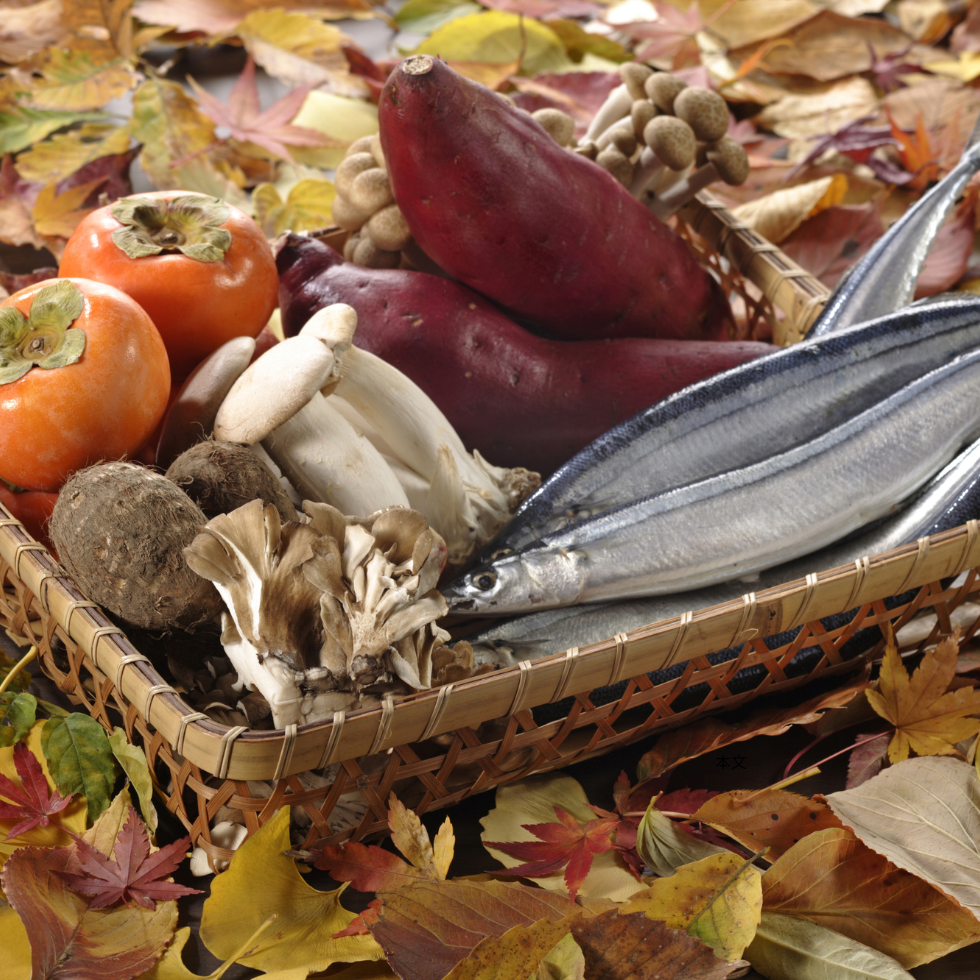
[705,0,821,50]
[866,633,980,763]
[730,174,847,244]
[882,76,980,156]
[442,919,579,980]
[31,176,104,242]
[0,0,67,63]
[0,155,45,250]
[779,202,885,289]
[845,732,890,789]
[755,9,916,82]
[368,878,580,980]
[756,76,880,139]
[636,675,869,780]
[914,185,978,298]
[690,789,843,861]
[760,827,980,968]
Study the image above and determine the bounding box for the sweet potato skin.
[277,235,772,476]
[378,55,735,344]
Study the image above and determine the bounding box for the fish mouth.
[440,584,478,612]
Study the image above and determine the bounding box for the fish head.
[442,548,584,616]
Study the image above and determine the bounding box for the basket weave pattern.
[2,196,971,870]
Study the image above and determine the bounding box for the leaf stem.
[783,731,891,782]
[739,766,822,803]
[210,912,278,978]
[0,645,37,694]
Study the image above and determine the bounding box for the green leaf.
[412,12,574,76]
[545,20,631,64]
[528,932,585,980]
[394,0,482,35]
[0,693,37,748]
[0,107,105,155]
[746,912,917,980]
[108,728,158,836]
[635,802,730,877]
[41,714,117,823]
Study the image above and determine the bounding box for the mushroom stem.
[628,145,669,200]
[647,163,721,219]
[583,83,632,141]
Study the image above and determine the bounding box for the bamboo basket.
[8,192,971,872]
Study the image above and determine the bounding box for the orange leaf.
[888,111,940,191]
[866,632,980,763]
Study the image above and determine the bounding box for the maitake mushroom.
[184,497,485,728]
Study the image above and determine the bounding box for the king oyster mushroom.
[183,497,478,727]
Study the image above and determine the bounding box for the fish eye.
[474,571,497,591]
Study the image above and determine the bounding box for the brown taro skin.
[276,235,772,476]
[378,55,735,344]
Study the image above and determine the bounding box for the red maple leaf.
[188,55,333,162]
[56,806,201,909]
[0,741,73,840]
[484,805,619,899]
[312,840,423,892]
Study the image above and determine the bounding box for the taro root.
[183,498,484,727]
[50,461,223,631]
[165,439,298,523]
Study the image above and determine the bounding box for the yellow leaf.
[17,123,131,184]
[252,178,336,238]
[443,919,575,980]
[130,76,247,205]
[0,902,32,980]
[290,91,378,168]
[623,853,763,962]
[389,793,451,880]
[413,11,574,77]
[29,48,141,111]
[730,174,848,244]
[0,721,88,875]
[480,774,644,903]
[866,633,980,763]
[200,807,383,974]
[236,9,360,93]
[922,51,980,84]
[32,177,104,240]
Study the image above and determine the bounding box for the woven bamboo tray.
[4,191,947,873]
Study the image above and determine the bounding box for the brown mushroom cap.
[532,107,576,147]
[673,87,729,143]
[643,115,697,171]
[365,203,412,252]
[332,194,372,232]
[620,61,653,101]
[596,145,634,187]
[631,98,657,138]
[334,151,376,197]
[348,167,394,213]
[706,136,750,185]
[645,72,687,113]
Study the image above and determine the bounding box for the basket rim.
[4,499,978,782]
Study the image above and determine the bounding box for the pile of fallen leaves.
[3,629,980,978]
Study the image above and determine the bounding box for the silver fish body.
[483,298,980,555]
[806,134,980,338]
[446,349,980,616]
[465,434,980,664]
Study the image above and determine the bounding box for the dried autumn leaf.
[779,202,884,289]
[189,55,331,163]
[413,11,573,77]
[529,932,585,980]
[0,902,31,980]
[690,789,843,862]
[614,0,703,69]
[825,756,980,922]
[888,112,940,190]
[15,122,131,184]
[756,76,880,139]
[703,0,821,50]
[846,732,891,789]
[923,50,980,82]
[508,71,619,139]
[368,878,581,980]
[866,632,980,763]
[747,911,917,980]
[636,802,730,877]
[28,47,141,111]
[636,675,869,780]
[0,0,66,63]
[480,773,642,901]
[31,176,104,242]
[883,76,980,152]
[760,827,980,968]
[731,174,848,244]
[0,740,74,840]
[201,807,383,973]
[442,918,579,980]
[914,185,978,298]
[622,852,763,962]
[252,178,336,236]
[41,713,116,823]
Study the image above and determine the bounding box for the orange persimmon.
[0,278,170,492]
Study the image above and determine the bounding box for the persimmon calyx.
[0,280,86,385]
[110,194,232,262]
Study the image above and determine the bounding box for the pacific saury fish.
[481,297,980,555]
[806,125,980,338]
[465,433,980,664]
[445,348,980,616]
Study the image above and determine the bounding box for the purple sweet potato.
[277,235,773,476]
[378,55,735,344]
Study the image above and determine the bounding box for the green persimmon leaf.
[394,0,482,35]
[0,693,37,748]
[41,714,116,823]
[108,728,157,836]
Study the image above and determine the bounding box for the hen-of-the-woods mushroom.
[184,498,483,727]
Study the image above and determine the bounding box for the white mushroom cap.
[213,336,338,445]
[643,115,696,171]
[673,87,729,143]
